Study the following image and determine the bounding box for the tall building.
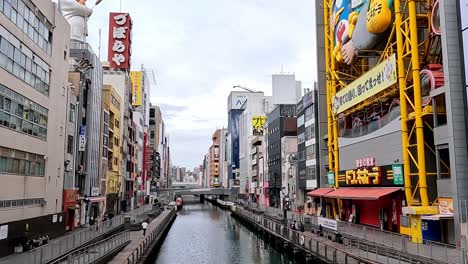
[208,129,221,187]
[102,85,122,215]
[312,0,468,245]
[0,0,70,256]
[103,68,132,211]
[296,89,319,209]
[267,104,297,208]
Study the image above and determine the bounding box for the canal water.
[153,200,298,264]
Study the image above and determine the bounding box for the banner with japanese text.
[332,54,397,114]
[130,71,142,106]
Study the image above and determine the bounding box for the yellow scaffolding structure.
[323,0,441,242]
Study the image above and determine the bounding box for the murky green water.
[154,201,298,264]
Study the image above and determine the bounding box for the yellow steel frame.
[324,0,441,235]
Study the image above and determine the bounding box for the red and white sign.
[108,13,132,70]
[355,157,376,168]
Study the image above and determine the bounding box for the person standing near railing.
[142,221,148,236]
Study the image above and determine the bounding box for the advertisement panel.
[337,164,404,187]
[252,116,266,136]
[438,198,454,215]
[332,54,397,114]
[108,13,132,70]
[228,93,248,111]
[130,71,142,106]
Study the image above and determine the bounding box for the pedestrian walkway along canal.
[152,200,308,264]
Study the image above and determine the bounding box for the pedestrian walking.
[142,221,148,236]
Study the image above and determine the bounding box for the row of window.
[0,26,50,95]
[111,94,120,109]
[0,85,48,139]
[305,105,314,122]
[305,125,315,141]
[0,146,45,176]
[306,144,316,161]
[297,115,304,127]
[298,132,305,145]
[0,198,45,209]
[0,0,52,54]
[306,166,317,180]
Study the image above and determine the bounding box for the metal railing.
[337,219,461,263]
[0,216,125,264]
[125,209,176,264]
[237,208,375,264]
[57,231,130,264]
[243,205,466,264]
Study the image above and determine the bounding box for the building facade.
[314,0,468,246]
[0,0,70,256]
[267,104,297,208]
[102,84,122,215]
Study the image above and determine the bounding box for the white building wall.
[272,74,302,105]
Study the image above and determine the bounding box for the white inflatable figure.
[58,0,93,42]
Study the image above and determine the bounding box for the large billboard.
[130,71,142,106]
[331,0,394,65]
[108,13,132,70]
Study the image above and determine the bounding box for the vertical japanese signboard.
[252,116,266,136]
[130,71,142,106]
[78,125,86,151]
[108,13,132,70]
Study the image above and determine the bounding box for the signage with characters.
[338,161,404,187]
[108,13,133,70]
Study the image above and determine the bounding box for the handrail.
[52,231,130,264]
[124,208,176,264]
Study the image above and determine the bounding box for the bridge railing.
[0,215,125,264]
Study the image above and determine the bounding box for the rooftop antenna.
[98,29,101,59]
[281,65,284,74]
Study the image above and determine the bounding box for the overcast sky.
[87,0,317,169]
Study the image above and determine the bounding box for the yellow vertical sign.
[130,71,142,106]
[252,116,266,136]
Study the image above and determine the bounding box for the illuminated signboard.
[252,116,266,136]
[108,13,132,70]
[130,71,142,106]
[332,54,397,114]
[338,164,404,187]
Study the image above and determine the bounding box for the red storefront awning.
[323,187,401,200]
[307,188,334,197]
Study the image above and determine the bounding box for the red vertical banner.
[143,132,148,192]
[108,13,132,70]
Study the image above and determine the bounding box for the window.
[437,145,451,179]
[102,146,108,158]
[298,133,305,144]
[305,105,315,122]
[0,28,50,95]
[306,144,316,160]
[114,138,119,146]
[67,135,73,154]
[0,0,52,55]
[115,120,120,128]
[0,146,45,176]
[150,131,155,139]
[0,84,48,139]
[69,104,75,122]
[305,125,315,141]
[306,166,316,180]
